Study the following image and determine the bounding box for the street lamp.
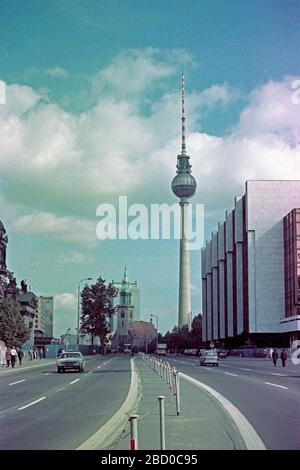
[150,314,159,353]
[77,277,93,346]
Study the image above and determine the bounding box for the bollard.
[158,396,166,450]
[172,368,177,395]
[129,414,139,450]
[168,366,172,389]
[174,371,180,415]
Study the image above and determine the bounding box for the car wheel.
[57,368,61,373]
[216,363,219,367]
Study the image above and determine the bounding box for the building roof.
[129,321,156,340]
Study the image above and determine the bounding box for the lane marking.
[44,372,50,375]
[18,397,47,410]
[271,373,287,377]
[70,379,80,385]
[97,365,102,369]
[179,372,265,450]
[9,379,26,386]
[264,382,288,390]
[86,371,93,376]
[239,368,251,372]
[225,372,238,377]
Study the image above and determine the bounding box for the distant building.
[36,296,54,338]
[18,288,37,346]
[202,181,300,347]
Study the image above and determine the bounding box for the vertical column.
[178,201,192,329]
[226,210,234,337]
[201,247,207,342]
[218,222,226,339]
[212,232,219,340]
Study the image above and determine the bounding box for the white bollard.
[129,414,139,450]
[174,372,180,415]
[158,396,166,450]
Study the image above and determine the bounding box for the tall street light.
[150,314,159,353]
[77,277,93,346]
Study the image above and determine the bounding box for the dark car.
[217,349,228,358]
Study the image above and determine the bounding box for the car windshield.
[60,353,81,358]
[206,351,217,356]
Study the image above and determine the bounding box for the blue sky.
[0,0,300,335]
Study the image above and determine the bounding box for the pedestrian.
[269,348,274,361]
[272,348,278,367]
[0,345,6,367]
[17,347,24,365]
[6,347,11,367]
[280,349,287,367]
[263,348,267,360]
[28,348,33,360]
[10,346,17,368]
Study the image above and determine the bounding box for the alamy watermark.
[96,196,204,250]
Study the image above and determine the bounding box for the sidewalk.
[0,358,56,373]
[112,357,245,450]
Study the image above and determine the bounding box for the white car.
[57,351,85,373]
[200,350,219,367]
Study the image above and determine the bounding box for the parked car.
[57,351,85,373]
[199,350,219,366]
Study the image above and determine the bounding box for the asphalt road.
[0,355,131,450]
[166,355,300,450]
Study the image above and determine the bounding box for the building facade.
[110,273,140,332]
[202,181,300,347]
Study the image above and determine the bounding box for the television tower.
[171,74,197,329]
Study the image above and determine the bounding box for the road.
[0,355,131,450]
[166,355,300,450]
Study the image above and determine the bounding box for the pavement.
[112,356,246,450]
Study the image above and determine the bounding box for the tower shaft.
[178,201,192,329]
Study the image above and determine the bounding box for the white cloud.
[58,251,93,264]
[54,293,77,337]
[1,51,299,248]
[45,67,68,78]
[11,212,97,247]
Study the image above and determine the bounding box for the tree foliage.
[164,314,203,352]
[80,276,117,352]
[0,297,30,347]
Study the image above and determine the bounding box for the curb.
[77,357,141,450]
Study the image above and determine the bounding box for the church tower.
[116,267,135,346]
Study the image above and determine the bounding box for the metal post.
[174,371,180,415]
[158,396,166,450]
[129,414,139,450]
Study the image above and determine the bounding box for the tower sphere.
[171,171,197,199]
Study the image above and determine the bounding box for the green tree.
[80,276,117,353]
[0,297,30,347]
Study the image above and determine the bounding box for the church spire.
[123,265,129,284]
[181,72,186,155]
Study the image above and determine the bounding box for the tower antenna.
[181,72,186,155]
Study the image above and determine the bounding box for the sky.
[0,0,300,336]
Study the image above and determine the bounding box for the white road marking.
[271,373,287,377]
[70,379,80,385]
[44,372,50,375]
[97,365,102,369]
[225,372,238,377]
[264,382,288,390]
[86,371,93,375]
[9,379,26,386]
[239,368,251,371]
[179,372,265,450]
[18,397,47,410]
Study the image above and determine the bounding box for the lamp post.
[77,277,93,346]
[150,314,159,353]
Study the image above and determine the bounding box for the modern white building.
[202,181,300,347]
[36,296,54,338]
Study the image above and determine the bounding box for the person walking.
[263,348,267,360]
[269,348,274,361]
[272,348,278,367]
[6,347,11,367]
[280,349,287,367]
[10,346,17,368]
[17,347,24,365]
